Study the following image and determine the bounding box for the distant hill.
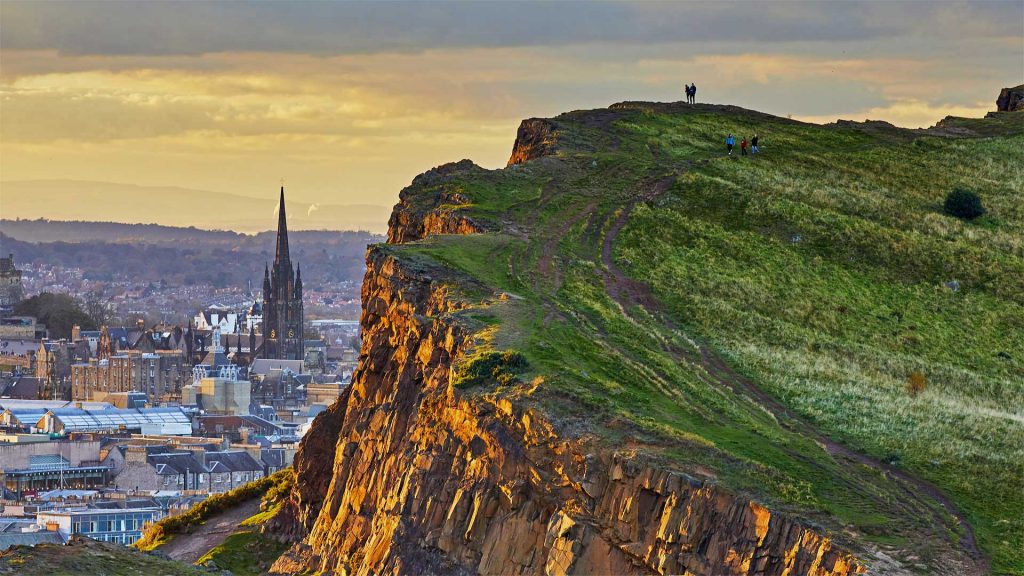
[0,221,383,288]
[0,180,392,234]
[0,218,379,245]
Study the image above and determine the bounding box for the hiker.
[741,136,748,156]
[751,133,760,154]
[684,84,691,103]
[726,133,735,155]
[690,83,697,104]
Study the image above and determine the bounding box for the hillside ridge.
[253,96,1023,575]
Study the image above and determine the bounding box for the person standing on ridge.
[684,84,691,103]
[726,133,735,155]
[741,136,748,156]
[751,133,760,154]
[690,83,697,103]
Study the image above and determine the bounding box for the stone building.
[108,445,263,494]
[180,365,250,415]
[36,340,90,400]
[0,316,46,340]
[71,350,189,404]
[0,254,24,313]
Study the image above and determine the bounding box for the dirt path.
[158,498,261,565]
[598,170,988,575]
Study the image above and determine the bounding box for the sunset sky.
[1,0,1022,231]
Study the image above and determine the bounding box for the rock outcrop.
[508,119,559,166]
[387,160,485,244]
[269,153,864,575]
[996,84,1024,112]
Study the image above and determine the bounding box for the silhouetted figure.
[726,134,735,155]
[690,83,697,104]
[684,84,691,103]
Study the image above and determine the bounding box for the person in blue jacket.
[690,83,697,103]
[726,134,735,155]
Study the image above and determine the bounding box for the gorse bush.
[454,350,528,388]
[906,371,927,397]
[943,187,986,220]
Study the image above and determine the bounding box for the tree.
[14,292,98,339]
[943,188,985,220]
[82,291,114,326]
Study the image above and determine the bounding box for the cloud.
[0,1,1019,223]
[796,99,993,129]
[1,1,1019,57]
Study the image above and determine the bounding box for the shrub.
[135,469,292,551]
[906,371,927,397]
[454,350,528,388]
[943,188,985,220]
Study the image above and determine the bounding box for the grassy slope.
[135,469,292,552]
[191,472,294,575]
[194,530,290,576]
[0,537,204,576]
[391,104,1023,573]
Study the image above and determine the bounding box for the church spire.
[295,263,303,298]
[275,186,290,266]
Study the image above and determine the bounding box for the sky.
[1,0,1022,231]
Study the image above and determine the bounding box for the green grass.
[194,530,289,576]
[384,104,1023,573]
[0,538,205,576]
[193,471,295,575]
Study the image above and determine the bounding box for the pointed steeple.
[263,263,271,292]
[275,186,290,266]
[295,263,303,298]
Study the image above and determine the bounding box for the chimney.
[187,446,208,467]
[125,445,148,465]
[71,325,81,342]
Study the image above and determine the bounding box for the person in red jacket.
[740,136,748,156]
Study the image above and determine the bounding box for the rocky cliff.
[508,119,559,166]
[270,145,864,574]
[386,160,485,244]
[996,84,1024,112]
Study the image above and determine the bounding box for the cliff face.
[507,119,559,166]
[271,168,862,574]
[996,84,1024,112]
[387,159,485,244]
